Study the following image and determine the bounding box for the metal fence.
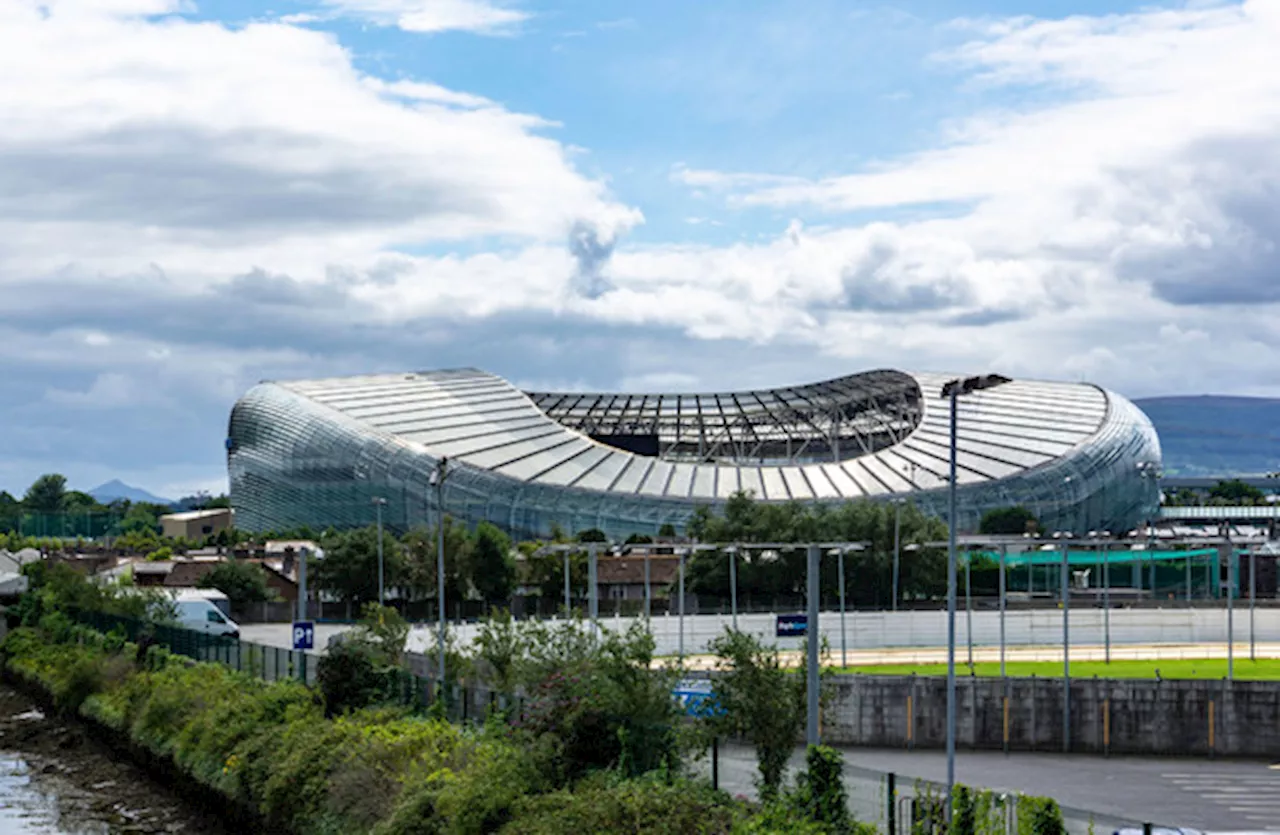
[66,609,1186,834]
[69,608,518,723]
[694,741,1161,835]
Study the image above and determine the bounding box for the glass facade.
[228,369,1162,540]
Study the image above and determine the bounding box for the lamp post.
[728,545,739,630]
[893,498,903,612]
[429,457,449,692]
[939,373,1010,825]
[372,497,388,606]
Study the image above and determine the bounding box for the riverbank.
[0,615,802,834]
[0,683,229,834]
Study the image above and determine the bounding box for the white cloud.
[320,0,528,34]
[7,0,1280,494]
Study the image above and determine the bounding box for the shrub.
[502,773,739,835]
[1017,796,1066,835]
[791,745,850,832]
[707,628,805,800]
[317,638,391,717]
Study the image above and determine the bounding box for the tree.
[401,517,471,610]
[1209,479,1265,504]
[576,528,607,543]
[978,505,1038,535]
[707,628,806,800]
[198,560,274,607]
[685,492,947,607]
[469,521,515,605]
[23,473,67,513]
[657,523,677,538]
[316,526,405,607]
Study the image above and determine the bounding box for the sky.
[1,0,1278,500]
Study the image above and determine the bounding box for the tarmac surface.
[707,742,1280,834]
[237,621,1280,834]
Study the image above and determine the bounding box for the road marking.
[1161,771,1280,831]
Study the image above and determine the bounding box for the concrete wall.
[822,673,1280,757]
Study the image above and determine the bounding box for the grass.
[837,658,1280,680]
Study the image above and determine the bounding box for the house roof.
[595,555,680,586]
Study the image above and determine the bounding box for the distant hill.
[1133,395,1280,477]
[89,479,174,506]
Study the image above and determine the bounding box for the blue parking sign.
[292,621,314,650]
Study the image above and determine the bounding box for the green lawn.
[838,658,1280,680]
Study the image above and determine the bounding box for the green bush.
[317,638,391,717]
[1017,796,1066,835]
[502,773,738,835]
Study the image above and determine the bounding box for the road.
[704,743,1280,834]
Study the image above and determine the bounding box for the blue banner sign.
[776,614,808,638]
[672,679,722,718]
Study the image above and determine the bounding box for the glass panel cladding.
[758,467,789,500]
[803,465,842,499]
[530,445,613,487]
[666,463,697,499]
[738,467,764,500]
[689,465,717,500]
[779,467,814,500]
[573,451,631,491]
[230,372,1160,541]
[817,463,862,498]
[639,460,676,497]
[493,438,594,481]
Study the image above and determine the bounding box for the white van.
[173,598,240,638]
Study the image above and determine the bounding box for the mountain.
[1133,395,1280,477]
[88,480,174,506]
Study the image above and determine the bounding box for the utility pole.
[372,497,388,605]
[806,543,820,745]
[430,458,449,693]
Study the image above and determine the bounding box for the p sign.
[292,621,314,651]
[776,614,808,638]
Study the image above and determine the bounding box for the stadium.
[227,368,1162,539]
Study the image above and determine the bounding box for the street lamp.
[940,373,1010,824]
[429,457,449,692]
[372,497,388,606]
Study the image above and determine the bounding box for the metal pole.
[1228,547,1235,683]
[893,501,901,612]
[563,552,571,615]
[298,547,308,622]
[375,499,385,606]
[729,546,738,630]
[806,542,820,746]
[1061,539,1070,753]
[588,543,599,634]
[1250,550,1257,663]
[965,555,974,668]
[945,387,958,826]
[998,545,1006,678]
[839,547,848,668]
[1186,555,1192,603]
[1103,543,1111,665]
[435,467,446,692]
[678,550,686,665]
[644,551,651,621]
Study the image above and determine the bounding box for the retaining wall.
[823,674,1280,757]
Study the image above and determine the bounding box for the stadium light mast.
[940,373,1010,826]
[430,457,450,695]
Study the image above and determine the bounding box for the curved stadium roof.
[270,368,1115,502]
[229,367,1161,538]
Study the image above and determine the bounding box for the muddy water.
[0,685,230,834]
